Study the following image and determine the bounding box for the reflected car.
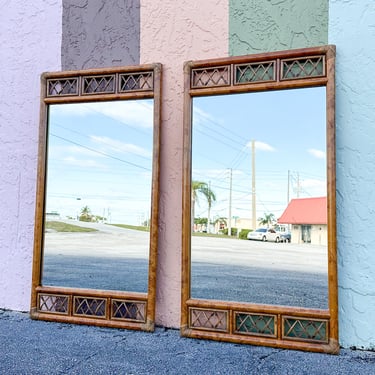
[280,232,291,243]
[247,228,280,242]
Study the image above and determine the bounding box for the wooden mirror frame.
[31,63,161,331]
[181,46,338,353]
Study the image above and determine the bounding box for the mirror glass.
[42,99,153,293]
[191,87,328,309]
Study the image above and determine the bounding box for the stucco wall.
[140,0,228,327]
[0,1,62,311]
[62,0,140,70]
[1,0,374,350]
[329,0,375,350]
[229,0,328,55]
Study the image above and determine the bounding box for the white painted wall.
[329,0,375,349]
[0,1,62,311]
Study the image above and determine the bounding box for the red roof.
[278,197,327,225]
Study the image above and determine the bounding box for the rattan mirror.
[31,64,161,331]
[181,46,338,353]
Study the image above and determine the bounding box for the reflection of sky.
[192,87,327,221]
[46,100,154,224]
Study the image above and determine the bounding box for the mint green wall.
[229,0,328,55]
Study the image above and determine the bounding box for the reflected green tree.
[258,213,276,228]
[192,181,216,233]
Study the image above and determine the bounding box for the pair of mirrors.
[31,46,337,352]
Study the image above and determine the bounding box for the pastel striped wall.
[2,0,375,349]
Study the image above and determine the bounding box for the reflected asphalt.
[43,222,328,308]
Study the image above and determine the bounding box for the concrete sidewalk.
[0,310,374,375]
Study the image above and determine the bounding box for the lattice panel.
[82,75,115,94]
[235,312,276,337]
[38,294,69,314]
[190,308,228,332]
[47,79,78,96]
[281,56,325,80]
[235,61,275,84]
[73,297,106,318]
[191,66,230,88]
[283,317,328,343]
[119,72,154,92]
[111,299,146,322]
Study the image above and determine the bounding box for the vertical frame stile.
[31,73,48,316]
[325,45,338,350]
[181,61,194,333]
[181,46,338,353]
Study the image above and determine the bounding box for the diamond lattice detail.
[235,62,275,84]
[235,313,276,336]
[191,66,230,88]
[82,75,115,94]
[283,317,328,342]
[47,79,78,96]
[112,300,146,322]
[119,72,153,92]
[74,297,106,317]
[38,294,68,314]
[190,308,227,331]
[281,57,325,80]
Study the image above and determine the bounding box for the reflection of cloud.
[90,136,151,158]
[246,141,276,152]
[51,101,153,128]
[301,179,326,189]
[192,168,244,182]
[193,106,224,126]
[62,156,106,168]
[308,148,326,159]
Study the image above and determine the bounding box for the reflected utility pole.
[228,168,232,236]
[251,140,256,230]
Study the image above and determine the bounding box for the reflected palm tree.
[258,212,275,228]
[192,181,216,233]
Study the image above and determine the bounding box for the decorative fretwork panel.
[283,317,328,343]
[191,66,230,88]
[234,61,275,84]
[82,75,115,94]
[73,297,106,318]
[281,56,325,80]
[38,294,69,314]
[47,79,78,96]
[119,72,154,92]
[111,299,146,322]
[235,312,276,337]
[190,308,228,332]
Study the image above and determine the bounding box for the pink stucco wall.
[0,2,62,311]
[140,0,228,327]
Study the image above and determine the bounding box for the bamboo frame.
[181,46,338,353]
[31,63,162,331]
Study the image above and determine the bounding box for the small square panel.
[189,308,228,332]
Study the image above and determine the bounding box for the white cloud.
[193,106,224,126]
[308,148,326,159]
[90,136,151,158]
[62,156,106,169]
[51,100,154,129]
[246,140,276,152]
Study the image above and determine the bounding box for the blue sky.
[46,100,153,224]
[45,87,326,226]
[192,86,327,223]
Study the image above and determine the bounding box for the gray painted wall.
[62,0,140,70]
